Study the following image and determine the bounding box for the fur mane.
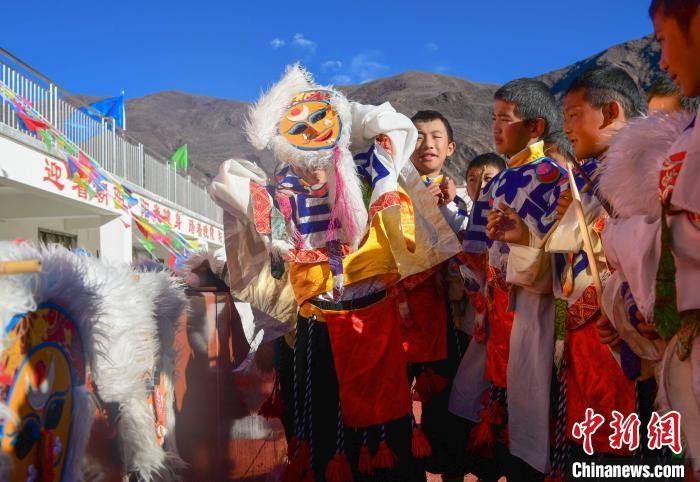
[599,112,694,218]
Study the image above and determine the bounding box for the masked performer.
[210,65,459,481]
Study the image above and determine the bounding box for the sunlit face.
[279,90,342,150]
[411,119,455,177]
[0,306,85,482]
[653,9,700,98]
[563,89,607,160]
[491,99,534,157]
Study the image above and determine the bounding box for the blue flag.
[82,94,125,129]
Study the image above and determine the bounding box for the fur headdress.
[245,64,368,249]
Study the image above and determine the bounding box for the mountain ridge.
[117,34,660,184]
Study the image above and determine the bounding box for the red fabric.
[324,295,411,427]
[565,321,636,456]
[484,285,513,388]
[398,271,448,363]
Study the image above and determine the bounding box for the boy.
[647,75,700,113]
[402,110,470,482]
[550,65,644,470]
[597,1,700,477]
[411,110,471,231]
[465,153,506,203]
[456,78,564,481]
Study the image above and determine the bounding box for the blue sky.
[2,0,652,101]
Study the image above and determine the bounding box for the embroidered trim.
[658,151,685,205]
[368,191,401,222]
[251,181,272,234]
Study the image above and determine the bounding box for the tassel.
[281,458,304,482]
[297,440,312,471]
[325,453,354,482]
[467,399,506,458]
[467,417,495,458]
[413,368,449,404]
[287,436,299,459]
[372,441,398,470]
[258,384,285,420]
[358,444,374,476]
[411,426,432,459]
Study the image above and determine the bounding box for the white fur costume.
[599,109,700,476]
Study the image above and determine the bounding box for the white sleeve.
[506,231,552,293]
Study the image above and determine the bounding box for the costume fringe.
[358,430,374,476]
[413,368,448,404]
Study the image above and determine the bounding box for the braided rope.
[335,399,345,454]
[292,322,301,452]
[303,316,316,466]
[551,357,569,475]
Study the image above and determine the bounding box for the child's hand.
[375,134,395,159]
[426,182,443,205]
[556,190,573,221]
[597,316,622,348]
[486,203,529,245]
[439,177,457,206]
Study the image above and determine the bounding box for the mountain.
[119,35,660,184]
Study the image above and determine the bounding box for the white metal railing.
[0,48,222,224]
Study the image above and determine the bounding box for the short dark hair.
[494,78,563,139]
[411,110,455,143]
[467,153,506,174]
[566,65,646,118]
[648,75,700,113]
[543,130,576,163]
[649,0,700,32]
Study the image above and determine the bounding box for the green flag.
[138,237,155,254]
[169,144,188,170]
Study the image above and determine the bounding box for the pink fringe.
[326,147,356,244]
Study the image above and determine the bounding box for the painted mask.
[0,304,85,481]
[279,90,342,150]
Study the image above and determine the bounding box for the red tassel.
[411,426,432,459]
[372,441,398,470]
[297,440,312,471]
[259,380,285,420]
[325,453,354,482]
[258,389,286,419]
[358,444,374,476]
[467,400,506,458]
[287,436,299,459]
[467,418,495,458]
[413,369,449,404]
[281,458,304,482]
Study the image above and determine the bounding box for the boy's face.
[466,165,501,202]
[492,100,534,157]
[563,89,608,160]
[653,9,700,98]
[412,119,455,177]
